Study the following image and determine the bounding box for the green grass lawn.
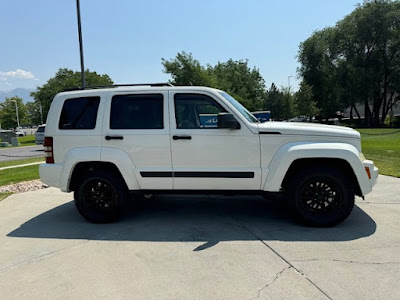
[0,165,40,186]
[0,156,43,202]
[358,129,400,178]
[0,157,44,168]
[18,135,36,146]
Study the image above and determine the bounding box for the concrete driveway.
[0,175,399,299]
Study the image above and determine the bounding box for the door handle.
[105,135,124,140]
[173,135,192,140]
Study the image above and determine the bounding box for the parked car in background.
[289,115,316,123]
[252,111,270,122]
[15,129,25,137]
[35,125,46,145]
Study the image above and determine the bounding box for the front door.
[169,91,261,190]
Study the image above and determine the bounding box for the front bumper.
[363,159,379,190]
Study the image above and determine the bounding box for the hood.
[258,122,360,139]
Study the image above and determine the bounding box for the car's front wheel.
[286,166,355,227]
[74,170,127,223]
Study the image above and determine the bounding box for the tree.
[0,97,28,129]
[31,68,113,122]
[298,28,344,119]
[280,87,297,120]
[161,52,216,87]
[298,0,400,126]
[210,59,266,110]
[263,84,296,120]
[25,101,43,125]
[162,52,266,111]
[295,81,319,119]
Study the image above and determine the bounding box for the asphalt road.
[0,175,399,299]
[0,145,43,162]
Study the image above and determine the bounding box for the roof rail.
[62,82,174,92]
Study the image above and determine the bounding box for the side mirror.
[218,113,241,129]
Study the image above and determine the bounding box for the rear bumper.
[39,163,63,189]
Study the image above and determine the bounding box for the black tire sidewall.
[287,166,355,227]
[74,171,127,223]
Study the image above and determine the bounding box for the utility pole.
[76,0,86,89]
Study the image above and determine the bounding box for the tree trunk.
[364,100,372,127]
[380,68,389,126]
[353,104,361,119]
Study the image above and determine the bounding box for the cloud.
[0,69,38,80]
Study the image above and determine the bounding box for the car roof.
[57,86,222,98]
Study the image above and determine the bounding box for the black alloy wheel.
[299,178,341,215]
[74,170,127,223]
[286,166,355,227]
[82,179,116,213]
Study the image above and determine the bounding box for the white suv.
[40,84,378,226]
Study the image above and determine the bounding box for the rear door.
[102,90,172,190]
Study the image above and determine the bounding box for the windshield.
[218,92,258,123]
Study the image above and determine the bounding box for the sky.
[0,0,361,92]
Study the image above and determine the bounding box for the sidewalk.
[0,161,43,171]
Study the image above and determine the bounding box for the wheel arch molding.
[263,142,371,196]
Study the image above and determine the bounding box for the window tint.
[59,97,100,130]
[110,94,163,129]
[174,94,226,129]
[37,126,45,132]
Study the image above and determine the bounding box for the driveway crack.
[231,216,332,300]
[251,266,292,299]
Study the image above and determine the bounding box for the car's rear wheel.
[74,170,127,223]
[286,166,355,227]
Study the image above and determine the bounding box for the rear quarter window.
[59,97,100,130]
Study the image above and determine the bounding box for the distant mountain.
[0,88,35,103]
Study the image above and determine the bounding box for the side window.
[174,94,226,129]
[59,97,100,130]
[110,94,163,129]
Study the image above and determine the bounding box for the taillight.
[44,137,54,164]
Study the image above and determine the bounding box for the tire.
[286,166,355,227]
[74,170,127,223]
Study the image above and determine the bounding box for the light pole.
[11,100,20,129]
[288,76,293,91]
[76,0,86,89]
[39,101,43,124]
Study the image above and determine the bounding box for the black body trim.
[129,190,284,199]
[259,131,281,135]
[140,171,254,178]
[140,172,173,178]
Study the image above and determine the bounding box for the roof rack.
[63,82,174,92]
